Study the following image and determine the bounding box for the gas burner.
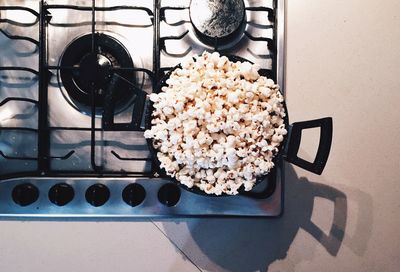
[59,33,136,113]
[189,0,246,47]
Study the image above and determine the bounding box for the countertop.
[1,0,400,271]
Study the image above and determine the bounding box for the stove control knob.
[49,183,74,206]
[158,183,181,207]
[85,184,110,207]
[122,183,146,207]
[12,183,39,206]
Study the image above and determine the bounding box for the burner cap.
[190,0,245,46]
[78,53,113,90]
[59,33,135,109]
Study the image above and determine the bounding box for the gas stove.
[0,0,285,218]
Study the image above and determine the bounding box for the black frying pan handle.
[102,74,146,130]
[284,117,333,174]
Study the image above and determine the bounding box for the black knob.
[122,183,146,207]
[85,184,110,207]
[158,183,181,207]
[48,183,74,206]
[12,183,39,206]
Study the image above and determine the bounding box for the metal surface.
[0,0,285,218]
[0,163,283,218]
[276,0,285,89]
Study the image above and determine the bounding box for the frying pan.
[146,55,333,197]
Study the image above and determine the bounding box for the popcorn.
[149,93,160,102]
[145,51,287,195]
[227,90,240,104]
[239,61,260,81]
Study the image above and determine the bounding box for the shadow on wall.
[160,165,373,272]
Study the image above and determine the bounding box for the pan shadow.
[159,165,361,272]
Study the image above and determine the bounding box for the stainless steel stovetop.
[0,0,285,218]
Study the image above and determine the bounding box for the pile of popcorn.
[144,51,287,195]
